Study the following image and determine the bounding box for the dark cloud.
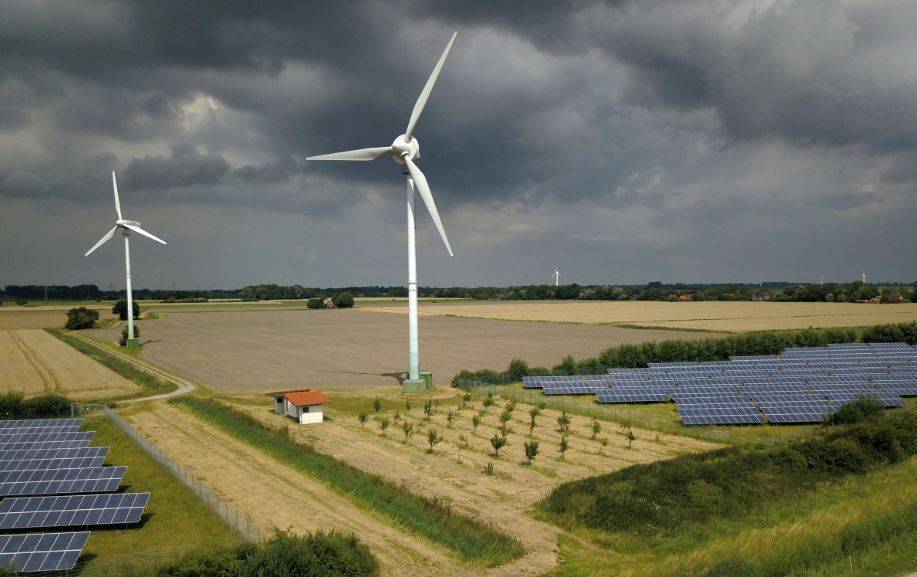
[0,0,915,287]
[123,144,230,191]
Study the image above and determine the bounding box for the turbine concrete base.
[402,379,427,394]
[124,338,140,351]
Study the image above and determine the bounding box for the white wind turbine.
[553,268,560,287]
[307,31,458,390]
[84,171,167,346]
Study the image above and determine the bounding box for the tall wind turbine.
[84,171,167,347]
[307,31,457,391]
[553,268,560,287]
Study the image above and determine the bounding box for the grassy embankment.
[539,403,917,577]
[74,414,239,575]
[46,329,176,398]
[171,396,525,567]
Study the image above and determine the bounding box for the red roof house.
[267,389,329,424]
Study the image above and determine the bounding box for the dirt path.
[127,403,467,577]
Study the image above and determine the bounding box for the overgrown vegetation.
[0,392,70,419]
[107,530,377,577]
[65,306,99,329]
[454,321,917,384]
[46,329,175,396]
[541,401,916,536]
[172,396,524,566]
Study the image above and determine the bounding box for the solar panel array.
[0,418,149,573]
[521,342,917,426]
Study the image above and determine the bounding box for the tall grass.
[46,329,175,396]
[171,396,524,567]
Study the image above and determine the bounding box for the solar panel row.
[0,493,149,530]
[0,466,126,497]
[0,532,89,573]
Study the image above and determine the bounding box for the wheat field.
[363,300,917,332]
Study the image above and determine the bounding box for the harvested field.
[363,300,917,332]
[129,393,716,576]
[0,329,140,399]
[85,310,720,389]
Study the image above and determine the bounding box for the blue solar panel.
[597,388,669,403]
[0,419,83,431]
[678,404,764,425]
[0,447,108,464]
[0,438,93,454]
[0,531,89,573]
[0,431,92,444]
[0,453,109,472]
[0,493,149,530]
[0,466,125,497]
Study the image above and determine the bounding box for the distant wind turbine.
[306,32,458,390]
[84,171,166,346]
[553,268,560,287]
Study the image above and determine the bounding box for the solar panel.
[0,493,149,530]
[0,466,125,497]
[0,438,94,453]
[758,402,833,424]
[597,388,669,403]
[0,447,108,464]
[678,404,765,425]
[0,454,108,472]
[0,431,93,445]
[0,419,83,431]
[0,531,89,573]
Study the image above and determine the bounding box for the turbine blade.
[112,171,123,220]
[403,155,453,256]
[404,31,457,139]
[306,147,392,161]
[124,224,167,245]
[84,226,118,257]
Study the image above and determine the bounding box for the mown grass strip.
[172,396,525,567]
[46,329,176,397]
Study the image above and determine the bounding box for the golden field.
[0,329,140,400]
[362,300,917,332]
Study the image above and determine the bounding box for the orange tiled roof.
[282,390,329,406]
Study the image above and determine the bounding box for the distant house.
[322,297,335,308]
[678,293,693,301]
[267,389,329,424]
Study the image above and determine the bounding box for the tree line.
[3,280,915,304]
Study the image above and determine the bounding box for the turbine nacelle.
[391,135,420,164]
[117,219,141,228]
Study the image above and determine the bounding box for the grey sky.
[1,0,915,289]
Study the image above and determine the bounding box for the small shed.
[267,389,329,424]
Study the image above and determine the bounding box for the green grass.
[46,329,176,398]
[171,396,524,567]
[75,414,239,575]
[538,405,917,577]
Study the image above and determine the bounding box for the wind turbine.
[553,268,560,287]
[84,171,166,347]
[306,32,458,391]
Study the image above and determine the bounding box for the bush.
[826,396,884,425]
[0,393,71,419]
[119,325,140,346]
[307,297,325,309]
[65,307,100,330]
[507,358,529,380]
[542,406,917,535]
[333,292,355,308]
[112,299,140,321]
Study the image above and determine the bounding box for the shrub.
[490,434,507,457]
[559,436,569,459]
[524,440,539,465]
[112,299,140,321]
[556,411,571,433]
[15,299,27,306]
[826,396,884,425]
[358,412,368,427]
[507,358,529,380]
[333,292,355,308]
[0,393,25,419]
[307,297,325,309]
[65,307,99,330]
[401,421,415,443]
[372,398,381,413]
[376,416,390,436]
[426,428,444,453]
[0,393,70,419]
[119,324,140,346]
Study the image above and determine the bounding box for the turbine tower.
[85,171,167,348]
[307,32,458,392]
[553,268,560,287]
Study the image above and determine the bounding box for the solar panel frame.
[0,493,149,530]
[0,531,89,573]
[0,466,125,497]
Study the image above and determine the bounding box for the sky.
[1,0,915,289]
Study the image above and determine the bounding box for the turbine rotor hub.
[391,134,419,164]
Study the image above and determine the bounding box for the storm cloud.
[0,0,914,288]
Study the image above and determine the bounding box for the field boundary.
[103,406,261,542]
